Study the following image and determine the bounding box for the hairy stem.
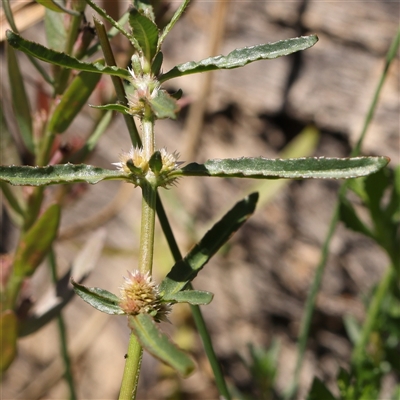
[119,113,156,399]
[119,334,143,400]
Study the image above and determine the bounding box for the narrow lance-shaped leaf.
[6,42,34,153]
[5,204,60,309]
[159,35,318,82]
[129,9,159,63]
[19,230,107,337]
[129,313,195,377]
[163,290,214,305]
[6,31,131,79]
[173,156,390,180]
[0,311,18,372]
[339,196,375,239]
[0,164,128,186]
[159,193,259,296]
[13,204,61,277]
[90,103,130,115]
[45,8,67,52]
[37,0,65,13]
[48,70,102,133]
[71,279,125,315]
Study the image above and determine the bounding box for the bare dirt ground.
[1,1,399,399]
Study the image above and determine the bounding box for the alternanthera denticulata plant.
[0,1,391,399]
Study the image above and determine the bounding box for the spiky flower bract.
[113,147,182,188]
[119,270,171,323]
[126,68,160,117]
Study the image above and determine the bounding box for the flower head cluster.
[119,270,171,322]
[113,147,182,187]
[113,147,148,174]
[126,68,160,116]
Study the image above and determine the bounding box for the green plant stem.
[93,17,140,146]
[351,265,394,365]
[284,27,400,400]
[48,248,77,400]
[189,291,231,400]
[138,182,157,274]
[156,196,232,400]
[120,114,156,399]
[119,333,143,400]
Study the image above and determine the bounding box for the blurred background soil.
[1,1,399,399]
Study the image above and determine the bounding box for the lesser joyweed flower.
[119,270,171,322]
[113,147,182,188]
[113,147,148,175]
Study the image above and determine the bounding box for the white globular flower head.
[119,270,171,323]
[126,69,160,116]
[158,148,183,188]
[112,147,182,188]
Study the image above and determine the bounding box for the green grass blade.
[159,193,258,296]
[6,30,130,79]
[177,156,389,180]
[160,35,318,82]
[129,313,195,377]
[0,164,127,186]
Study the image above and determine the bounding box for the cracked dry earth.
[1,1,399,399]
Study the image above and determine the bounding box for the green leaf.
[159,35,319,82]
[339,196,375,239]
[13,204,60,277]
[0,102,25,222]
[129,9,159,63]
[0,310,18,372]
[306,377,337,400]
[129,313,195,377]
[148,90,179,119]
[89,103,130,115]
[48,70,102,133]
[151,52,163,75]
[163,290,214,305]
[133,0,155,22]
[158,0,190,50]
[71,279,125,315]
[149,151,163,174]
[174,156,390,180]
[37,0,65,13]
[0,164,127,186]
[45,8,67,51]
[19,229,107,337]
[84,0,132,41]
[159,193,258,296]
[6,42,34,153]
[6,30,131,79]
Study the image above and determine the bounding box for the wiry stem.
[119,110,157,400]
